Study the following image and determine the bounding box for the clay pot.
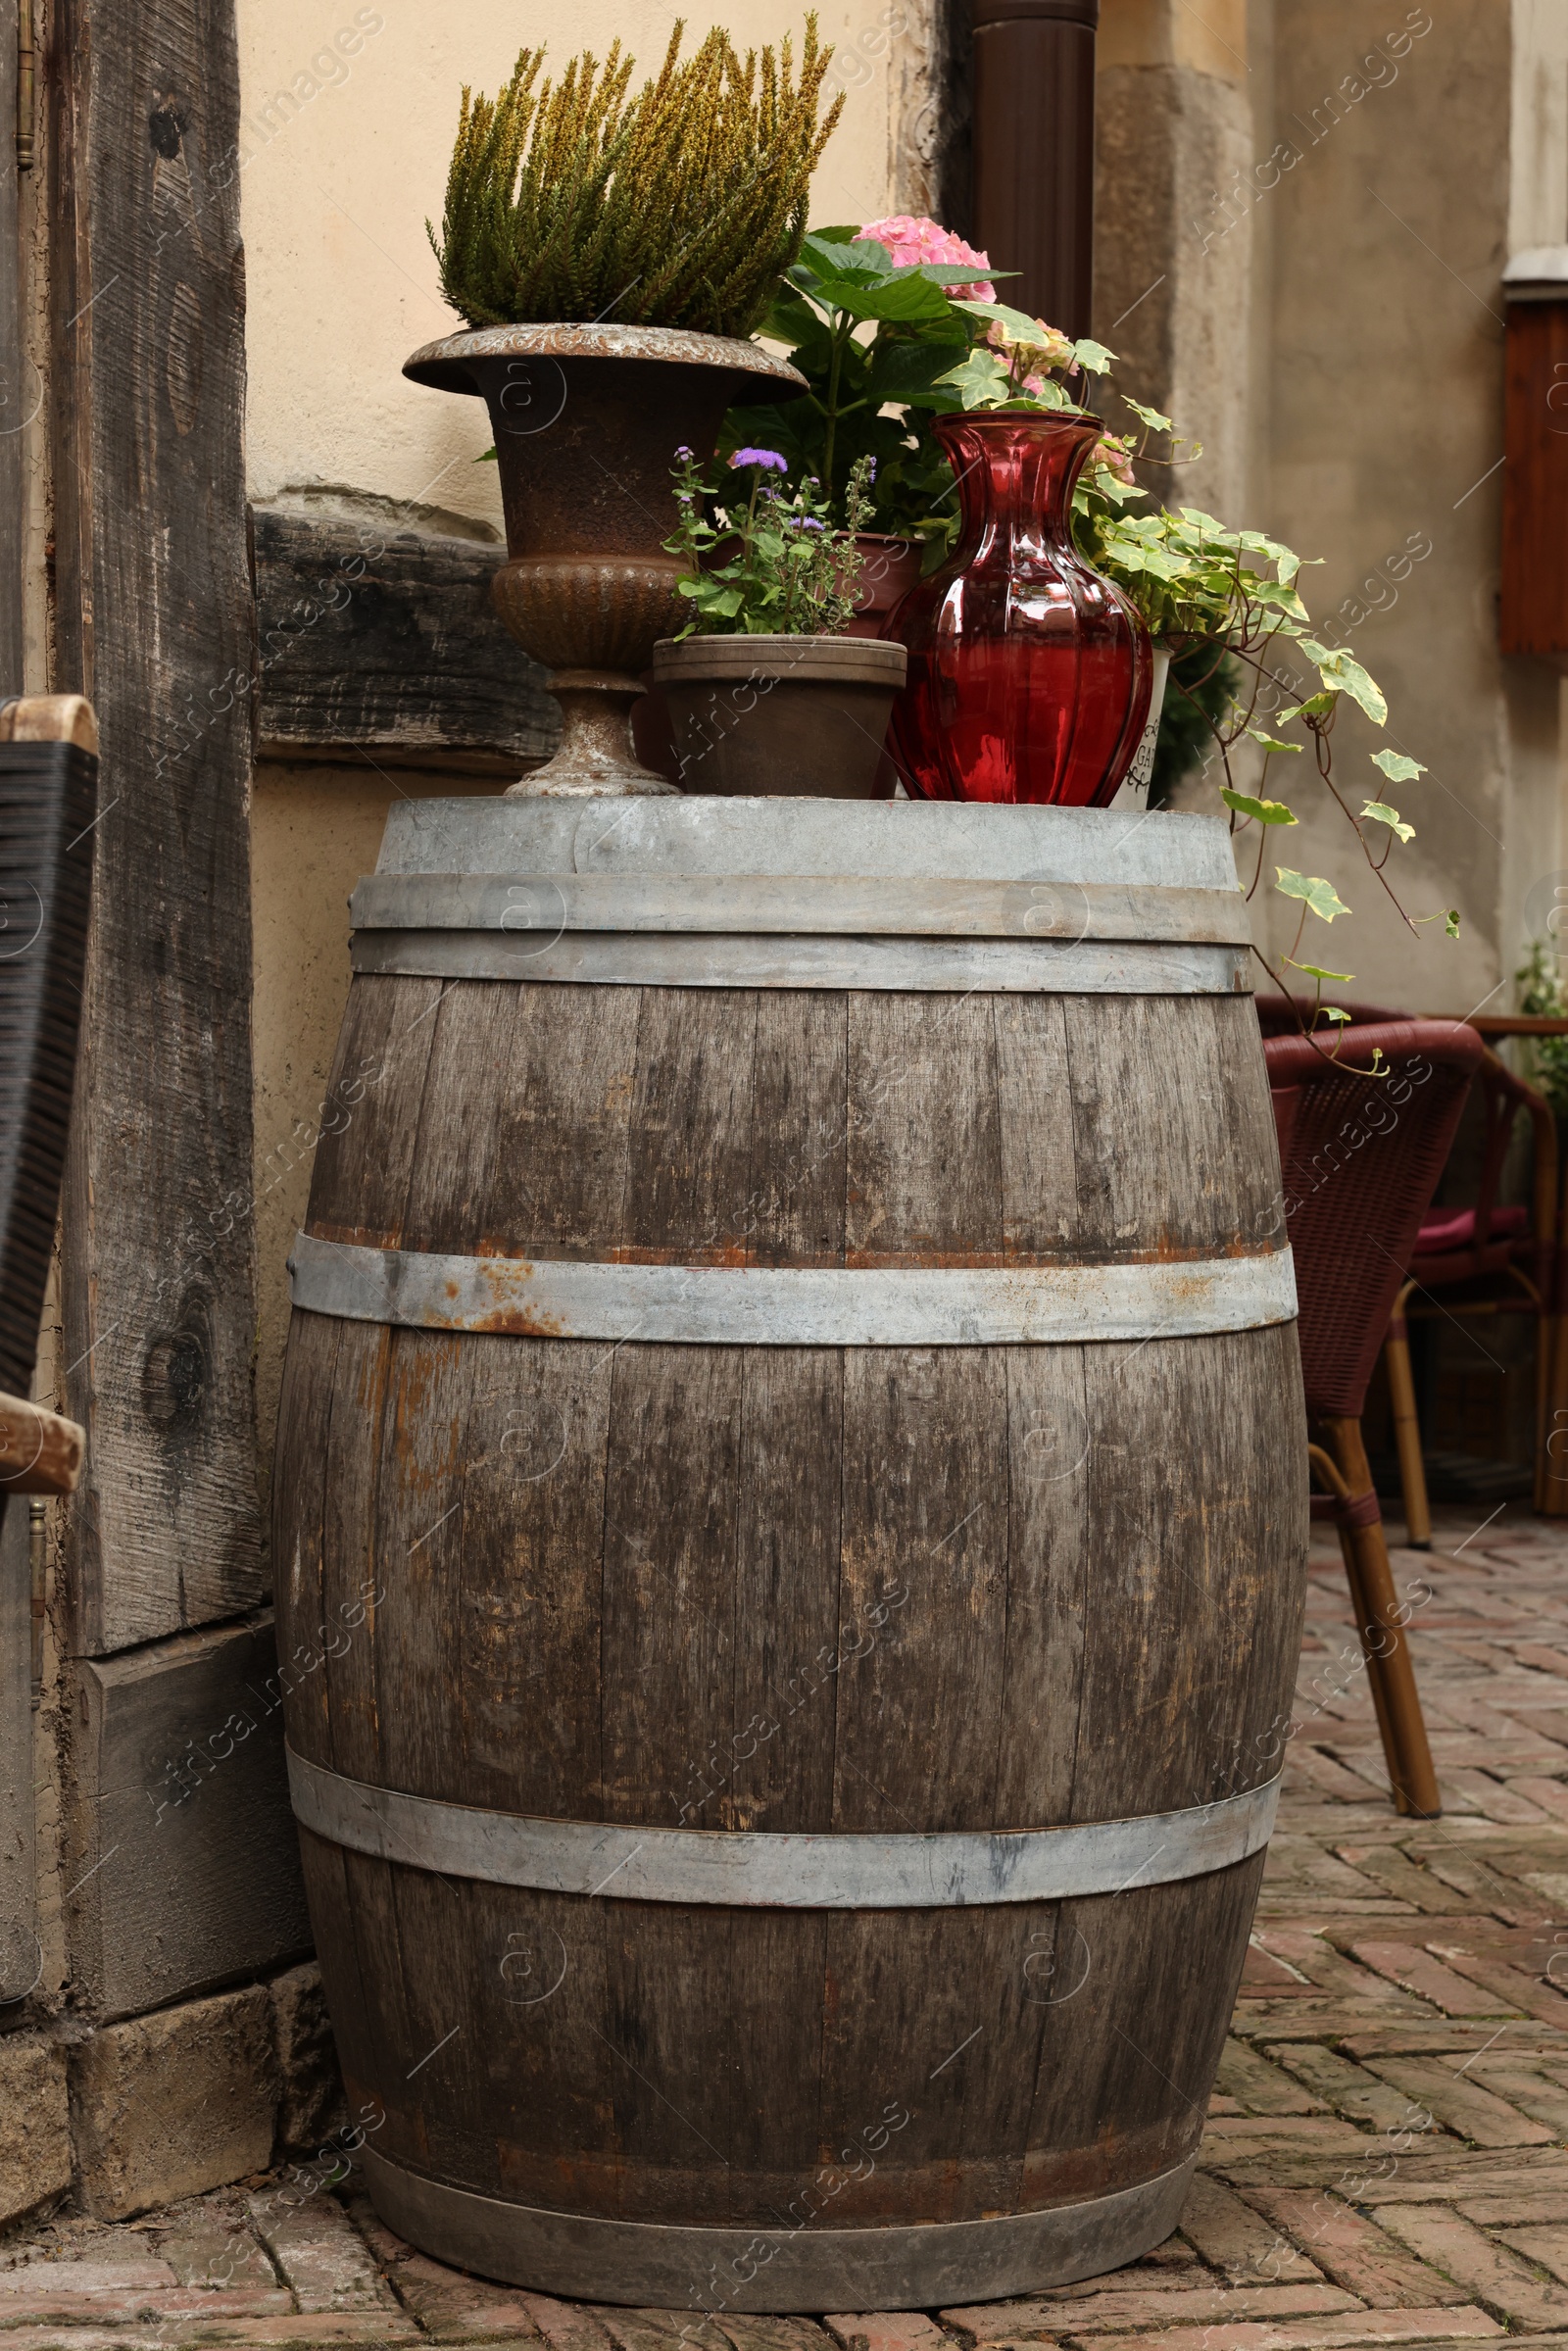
[402,324,806,797]
[650,634,908,798]
[843,532,926,641]
[843,533,927,793]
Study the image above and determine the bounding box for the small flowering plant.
[665,446,876,636]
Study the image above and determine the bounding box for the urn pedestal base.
[512,671,678,798]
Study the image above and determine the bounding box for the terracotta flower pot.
[842,532,926,641]
[402,324,805,797]
[650,634,908,797]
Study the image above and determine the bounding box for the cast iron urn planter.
[404,324,807,797]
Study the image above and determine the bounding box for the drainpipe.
[969,0,1099,340]
[17,0,34,171]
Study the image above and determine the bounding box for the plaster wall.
[1233,0,1553,1017]
[235,0,920,1483]
[235,0,921,532]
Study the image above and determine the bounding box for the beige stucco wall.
[236,0,919,1484]
[236,0,923,530]
[1241,0,1563,1013]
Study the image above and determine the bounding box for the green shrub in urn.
[429,19,844,337]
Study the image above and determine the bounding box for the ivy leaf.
[1320,1005,1352,1024]
[1446,907,1460,939]
[1370,748,1427,783]
[1120,395,1172,431]
[1285,958,1355,983]
[1070,336,1116,373]
[1361,800,1415,843]
[1298,639,1389,724]
[934,349,1014,409]
[1245,727,1303,756]
[1221,788,1298,825]
[1276,867,1350,921]
[958,297,1059,344]
[1277,694,1336,722]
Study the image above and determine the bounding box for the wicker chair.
[1262,1017,1486,1818]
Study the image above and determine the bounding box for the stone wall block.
[0,2032,73,2224]
[270,1960,346,2153]
[69,1984,279,2220]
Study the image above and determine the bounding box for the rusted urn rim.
[403,322,808,399]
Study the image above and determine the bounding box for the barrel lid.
[373,799,1241,893]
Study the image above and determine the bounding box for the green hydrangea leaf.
[1276,867,1350,921]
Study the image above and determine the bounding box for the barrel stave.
[291,1844,1261,2228]
[311,976,442,1247]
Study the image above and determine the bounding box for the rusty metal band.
[350,928,1249,995]
[349,871,1253,945]
[288,1234,1297,1346]
[358,2145,1200,2310]
[287,1747,1280,1908]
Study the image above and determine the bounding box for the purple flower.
[729,447,789,472]
[796,516,826,531]
[674,445,694,461]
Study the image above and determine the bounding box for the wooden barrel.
[274,798,1305,2313]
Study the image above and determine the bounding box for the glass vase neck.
[933,410,1102,541]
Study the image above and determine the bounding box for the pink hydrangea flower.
[1093,435,1138,484]
[858,215,996,302]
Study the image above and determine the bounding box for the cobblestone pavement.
[6,1504,1568,2346]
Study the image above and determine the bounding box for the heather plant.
[430,20,844,338]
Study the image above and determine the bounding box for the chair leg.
[1317,1417,1443,1819]
[1534,1308,1555,1515]
[1385,1286,1432,1549]
[1542,1306,1568,1517]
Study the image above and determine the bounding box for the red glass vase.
[889,411,1152,806]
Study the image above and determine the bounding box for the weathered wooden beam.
[0,0,24,686]
[251,506,556,774]
[65,1612,312,2021]
[49,0,263,1651]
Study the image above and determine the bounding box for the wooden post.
[48,0,263,1651]
[0,0,24,686]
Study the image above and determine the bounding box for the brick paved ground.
[7,1502,1568,2346]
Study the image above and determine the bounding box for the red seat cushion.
[1417,1202,1529,1252]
